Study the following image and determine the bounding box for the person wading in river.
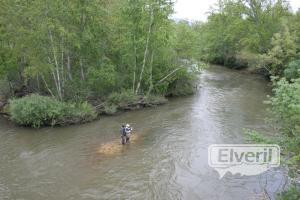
[120,125,127,145]
[120,124,133,145]
[125,124,133,143]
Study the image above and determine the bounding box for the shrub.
[106,90,140,107]
[248,77,300,176]
[166,69,197,96]
[103,104,118,115]
[62,101,97,124]
[9,94,97,128]
[266,77,300,136]
[244,129,273,144]
[278,186,300,200]
[265,77,300,176]
[284,60,300,81]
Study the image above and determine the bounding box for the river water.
[0,66,285,200]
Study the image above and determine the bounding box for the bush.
[278,186,300,200]
[284,60,300,81]
[267,78,300,136]
[244,129,273,144]
[265,77,300,176]
[103,104,118,115]
[9,94,97,128]
[62,101,97,124]
[166,69,197,96]
[106,90,140,107]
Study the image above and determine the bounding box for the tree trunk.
[135,8,154,94]
[48,29,62,100]
[132,35,137,92]
[41,74,55,98]
[60,38,65,98]
[156,67,183,86]
[67,53,72,81]
[48,56,60,100]
[80,58,85,81]
[147,51,154,96]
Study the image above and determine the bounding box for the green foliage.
[63,80,90,103]
[87,63,117,96]
[193,0,296,73]
[0,0,196,103]
[267,23,298,76]
[244,129,273,144]
[166,68,197,96]
[263,77,300,177]
[174,21,198,59]
[284,60,300,81]
[104,104,118,115]
[106,90,140,108]
[267,78,300,136]
[196,0,254,66]
[245,79,300,196]
[9,94,96,128]
[0,78,11,98]
[278,185,300,200]
[63,101,97,124]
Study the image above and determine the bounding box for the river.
[0,66,285,200]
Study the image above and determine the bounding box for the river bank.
[0,64,266,128]
[2,92,169,128]
[0,93,169,118]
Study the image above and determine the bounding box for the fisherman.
[125,124,133,143]
[120,124,126,145]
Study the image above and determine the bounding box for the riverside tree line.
[0,0,202,127]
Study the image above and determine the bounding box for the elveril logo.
[208,144,280,179]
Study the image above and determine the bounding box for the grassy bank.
[6,92,168,128]
[9,95,97,128]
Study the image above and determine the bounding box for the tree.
[267,21,297,76]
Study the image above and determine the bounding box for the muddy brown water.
[0,66,285,200]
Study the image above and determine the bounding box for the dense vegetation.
[9,94,96,128]
[193,0,300,78]
[0,0,203,125]
[260,76,300,199]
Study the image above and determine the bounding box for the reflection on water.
[0,66,285,200]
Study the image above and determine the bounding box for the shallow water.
[0,66,285,200]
